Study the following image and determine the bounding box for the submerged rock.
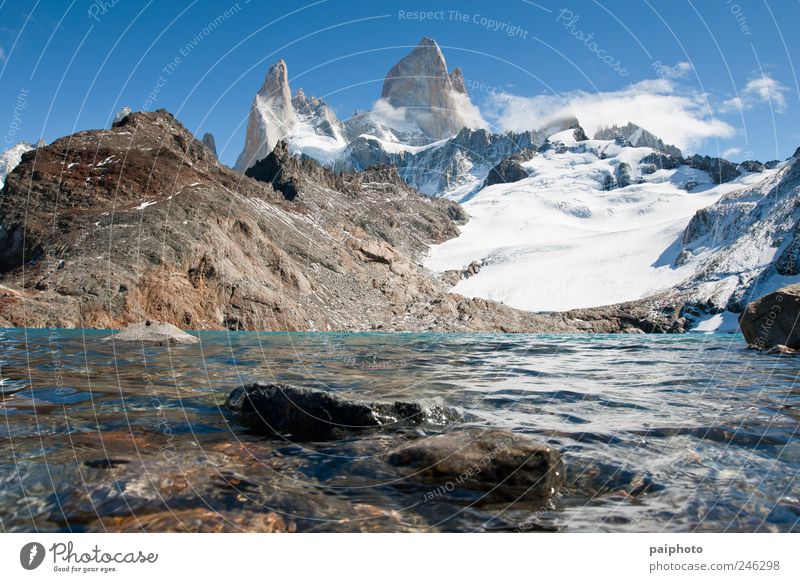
[740,283,800,350]
[388,428,564,502]
[99,508,294,533]
[104,320,199,345]
[763,344,799,355]
[225,383,462,441]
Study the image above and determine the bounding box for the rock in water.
[388,428,564,502]
[104,320,199,345]
[99,508,294,533]
[739,284,800,350]
[225,383,462,441]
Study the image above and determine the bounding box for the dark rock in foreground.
[104,321,199,346]
[740,284,800,350]
[388,428,564,502]
[225,383,462,441]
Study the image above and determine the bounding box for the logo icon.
[20,542,46,570]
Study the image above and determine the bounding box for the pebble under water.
[0,329,797,532]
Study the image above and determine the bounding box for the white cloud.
[485,78,735,153]
[658,61,693,79]
[721,74,789,113]
[450,91,489,130]
[722,147,742,158]
[366,93,488,138]
[0,46,6,63]
[370,98,408,127]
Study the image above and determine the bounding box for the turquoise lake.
[0,330,797,532]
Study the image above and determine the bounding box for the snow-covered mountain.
[234,39,588,200]
[425,129,796,331]
[594,122,682,158]
[670,149,800,331]
[235,37,492,183]
[0,142,34,189]
[425,129,740,311]
[232,36,797,332]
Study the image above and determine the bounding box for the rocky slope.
[0,109,661,332]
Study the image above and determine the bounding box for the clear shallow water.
[0,329,797,532]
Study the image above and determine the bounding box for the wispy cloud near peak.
[484,75,735,154]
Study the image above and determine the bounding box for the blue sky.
[0,0,797,166]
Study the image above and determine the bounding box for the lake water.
[0,329,797,532]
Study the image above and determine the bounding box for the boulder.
[104,320,199,345]
[388,428,564,502]
[225,383,462,441]
[739,284,800,350]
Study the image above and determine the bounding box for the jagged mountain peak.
[380,37,484,141]
[259,59,290,94]
[201,132,217,158]
[594,122,682,158]
[235,59,297,172]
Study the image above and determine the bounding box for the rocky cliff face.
[201,132,217,158]
[235,60,297,172]
[380,37,483,142]
[0,109,654,332]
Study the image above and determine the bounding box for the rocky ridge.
[0,109,669,333]
[594,122,683,158]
